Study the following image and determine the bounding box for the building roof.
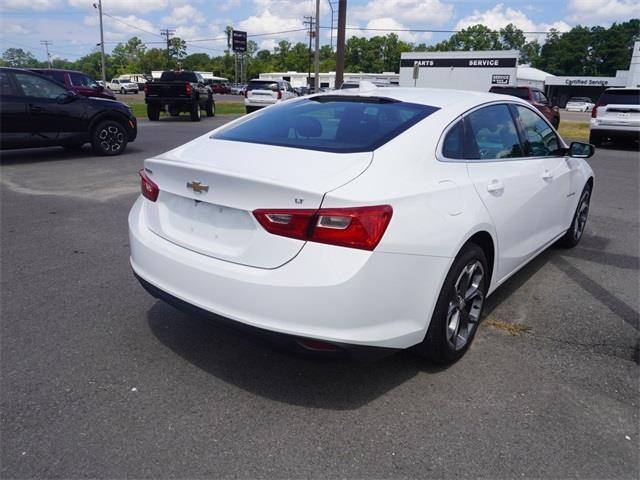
[517,65,554,82]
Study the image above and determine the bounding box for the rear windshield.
[247,81,279,91]
[599,89,639,105]
[489,87,529,99]
[211,96,439,153]
[159,71,198,82]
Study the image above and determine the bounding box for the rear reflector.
[253,205,392,251]
[139,169,159,202]
[592,102,605,118]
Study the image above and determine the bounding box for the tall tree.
[2,48,38,67]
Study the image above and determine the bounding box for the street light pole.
[94,0,106,84]
[314,0,320,91]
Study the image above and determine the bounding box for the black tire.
[190,102,201,122]
[206,97,215,117]
[133,90,139,94]
[147,104,160,121]
[120,88,125,95]
[557,184,592,248]
[62,143,84,150]
[90,120,128,156]
[589,132,602,147]
[245,106,260,114]
[414,243,488,364]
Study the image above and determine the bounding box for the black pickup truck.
[144,71,215,121]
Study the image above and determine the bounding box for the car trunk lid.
[142,137,372,269]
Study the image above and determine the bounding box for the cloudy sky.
[0,0,638,61]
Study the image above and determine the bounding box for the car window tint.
[442,120,464,159]
[45,71,66,84]
[515,106,561,157]
[0,72,17,96]
[14,73,66,99]
[247,81,278,91]
[465,104,523,160]
[213,97,439,153]
[69,72,94,87]
[599,89,639,105]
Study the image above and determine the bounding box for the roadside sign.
[232,30,247,52]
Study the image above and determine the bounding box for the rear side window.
[212,97,439,153]
[0,72,17,96]
[247,81,279,92]
[599,89,639,105]
[465,104,523,160]
[515,106,561,157]
[442,120,464,159]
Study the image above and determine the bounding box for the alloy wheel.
[573,191,590,241]
[98,125,124,153]
[446,261,485,351]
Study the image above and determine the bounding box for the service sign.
[232,30,247,52]
[491,74,511,85]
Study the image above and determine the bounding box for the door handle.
[486,180,504,193]
[541,169,554,181]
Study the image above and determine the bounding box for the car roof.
[312,86,530,113]
[30,68,84,74]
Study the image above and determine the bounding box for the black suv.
[0,67,137,156]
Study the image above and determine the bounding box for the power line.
[321,25,569,35]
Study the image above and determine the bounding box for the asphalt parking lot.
[1,116,638,479]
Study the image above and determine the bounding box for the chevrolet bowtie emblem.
[187,181,209,193]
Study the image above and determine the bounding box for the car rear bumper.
[244,98,278,108]
[590,124,640,137]
[129,197,449,350]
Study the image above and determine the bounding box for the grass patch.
[485,319,532,336]
[558,120,590,142]
[128,101,245,119]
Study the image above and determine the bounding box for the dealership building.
[258,71,399,89]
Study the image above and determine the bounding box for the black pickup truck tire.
[147,104,160,121]
[190,102,201,122]
[206,97,215,117]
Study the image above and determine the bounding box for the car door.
[463,103,553,282]
[0,70,30,149]
[512,104,573,240]
[13,71,86,146]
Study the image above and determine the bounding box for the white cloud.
[454,3,571,41]
[5,23,31,34]
[351,0,453,27]
[566,0,640,23]
[68,0,168,15]
[84,13,156,39]
[162,4,204,25]
[2,0,61,10]
[220,0,241,11]
[348,18,432,43]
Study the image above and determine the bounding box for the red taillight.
[277,90,282,100]
[138,169,159,202]
[592,102,605,118]
[143,83,148,96]
[185,82,192,96]
[253,205,393,251]
[244,89,248,98]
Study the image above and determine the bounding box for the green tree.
[182,53,212,71]
[169,37,187,67]
[2,48,38,67]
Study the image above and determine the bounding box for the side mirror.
[56,90,78,104]
[568,141,595,158]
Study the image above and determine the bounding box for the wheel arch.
[89,111,131,133]
[459,229,497,290]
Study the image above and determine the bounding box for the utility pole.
[93,1,106,84]
[40,40,52,69]
[303,16,314,89]
[314,0,320,91]
[335,0,347,89]
[160,28,175,67]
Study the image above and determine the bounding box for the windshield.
[160,71,198,82]
[211,96,439,153]
[247,81,279,91]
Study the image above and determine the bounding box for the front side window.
[465,104,523,160]
[212,96,439,153]
[515,106,561,157]
[70,72,94,87]
[14,73,66,99]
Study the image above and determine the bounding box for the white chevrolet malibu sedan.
[129,85,594,364]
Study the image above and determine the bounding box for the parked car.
[108,78,139,94]
[144,70,214,121]
[117,74,149,90]
[589,88,639,147]
[244,79,297,113]
[0,67,137,155]
[129,86,594,363]
[210,83,230,94]
[489,86,560,128]
[565,97,595,112]
[30,68,116,100]
[293,86,311,96]
[230,84,246,95]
